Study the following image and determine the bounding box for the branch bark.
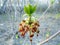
[40,31,60,45]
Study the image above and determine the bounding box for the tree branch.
[40,31,60,45]
[38,1,55,21]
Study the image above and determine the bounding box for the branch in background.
[0,0,8,9]
[40,31,60,45]
[38,0,55,21]
[0,0,8,14]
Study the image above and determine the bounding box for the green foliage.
[20,40,23,44]
[50,0,55,4]
[58,43,60,45]
[26,43,28,45]
[55,14,60,19]
[46,31,50,37]
[24,4,36,16]
[16,34,18,39]
[24,4,37,25]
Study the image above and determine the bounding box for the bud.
[30,34,34,38]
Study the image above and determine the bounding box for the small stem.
[28,15,32,44]
[29,15,31,35]
[31,41,32,45]
[29,15,31,25]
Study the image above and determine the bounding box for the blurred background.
[0,0,60,45]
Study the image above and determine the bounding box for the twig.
[40,31,60,45]
[38,1,56,21]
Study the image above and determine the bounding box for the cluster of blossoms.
[16,4,40,43]
[18,19,40,42]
